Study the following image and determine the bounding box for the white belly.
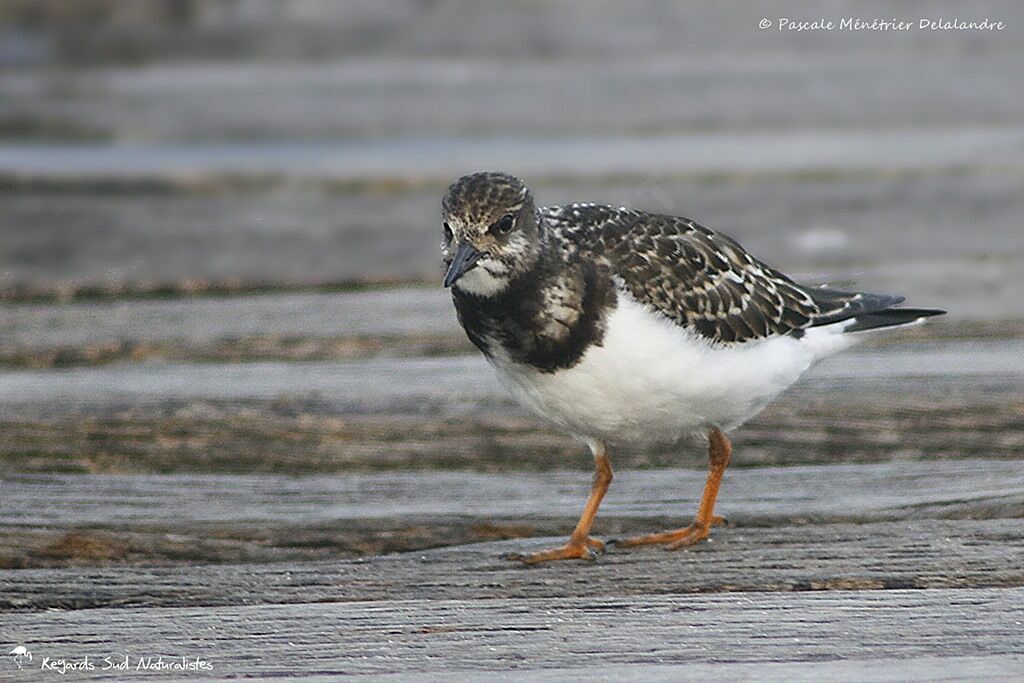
[488,291,857,447]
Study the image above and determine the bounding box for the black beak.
[443,241,482,287]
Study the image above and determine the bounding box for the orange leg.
[614,428,732,551]
[507,442,613,564]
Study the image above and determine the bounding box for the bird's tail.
[843,307,946,333]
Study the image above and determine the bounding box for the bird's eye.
[443,223,453,241]
[490,214,515,235]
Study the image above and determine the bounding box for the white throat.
[454,266,509,297]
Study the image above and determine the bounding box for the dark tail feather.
[844,307,946,333]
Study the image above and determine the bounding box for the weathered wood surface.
[3,519,1023,611]
[3,3,1022,310]
[3,173,1022,313]
[2,590,1023,679]
[1,337,1020,475]
[0,286,1015,365]
[3,1,1022,142]
[7,52,1024,143]
[0,287,456,354]
[8,127,1024,183]
[6,459,1021,676]
[5,459,1024,530]
[2,3,1022,678]
[0,285,1015,369]
[2,338,1020,413]
[3,459,1023,606]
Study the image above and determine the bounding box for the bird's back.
[541,203,943,345]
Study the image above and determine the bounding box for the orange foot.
[505,537,606,564]
[611,516,727,551]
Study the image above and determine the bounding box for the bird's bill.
[443,241,483,287]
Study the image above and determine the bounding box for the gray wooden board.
[2,170,1023,311]
[3,11,1023,143]
[5,460,1024,529]
[0,285,1015,367]
[1,590,1023,679]
[6,0,1022,67]
[0,288,456,352]
[1,338,1020,417]
[1,336,1020,475]
[3,459,1024,610]
[5,128,1024,183]
[3,519,1024,611]
[7,52,1024,141]
[361,656,1024,683]
[373,656,1024,683]
[0,288,1011,362]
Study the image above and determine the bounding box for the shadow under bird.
[441,171,945,564]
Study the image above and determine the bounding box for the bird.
[440,171,945,564]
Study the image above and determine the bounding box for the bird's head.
[440,171,541,296]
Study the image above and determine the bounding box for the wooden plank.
[3,40,1022,142]
[3,459,1023,607]
[2,382,1020,475]
[1,338,1020,415]
[0,286,1013,369]
[8,1,1022,68]
[2,171,1022,310]
[0,288,468,368]
[1,336,1020,473]
[7,128,1024,183]
[390,657,1024,683]
[2,590,1023,678]
[6,55,1023,143]
[4,520,1024,610]
[0,288,455,352]
[5,460,1024,529]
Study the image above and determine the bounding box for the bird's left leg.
[506,441,613,564]
[613,427,731,550]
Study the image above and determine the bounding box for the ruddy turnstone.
[441,171,945,564]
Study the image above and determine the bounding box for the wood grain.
[5,459,1024,529]
[4,519,1024,612]
[3,460,1023,608]
[2,590,1023,679]
[1,337,1020,475]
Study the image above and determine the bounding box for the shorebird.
[441,171,944,564]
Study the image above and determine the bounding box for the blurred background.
[0,0,1021,567]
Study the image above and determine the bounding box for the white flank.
[489,290,859,447]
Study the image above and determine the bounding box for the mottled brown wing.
[543,204,896,343]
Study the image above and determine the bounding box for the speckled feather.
[542,203,904,344]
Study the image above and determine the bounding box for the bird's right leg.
[506,441,613,564]
[613,427,731,549]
